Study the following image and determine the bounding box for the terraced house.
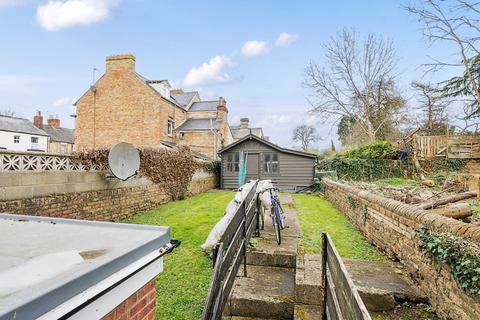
[75,54,262,159]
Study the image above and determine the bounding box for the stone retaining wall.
[0,171,216,221]
[323,178,480,320]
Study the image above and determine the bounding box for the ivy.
[204,160,221,186]
[341,141,399,159]
[318,158,405,181]
[419,226,480,297]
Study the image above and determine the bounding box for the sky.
[0,0,464,149]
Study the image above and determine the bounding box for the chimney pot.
[33,111,43,129]
[106,54,136,73]
[240,117,249,129]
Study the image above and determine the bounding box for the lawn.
[124,190,235,320]
[292,194,381,260]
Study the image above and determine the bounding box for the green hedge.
[342,141,399,159]
[318,158,405,181]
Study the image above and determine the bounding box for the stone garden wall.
[323,178,480,320]
[0,151,216,221]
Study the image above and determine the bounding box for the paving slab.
[294,304,322,320]
[295,254,322,306]
[247,235,298,268]
[225,265,295,319]
[344,259,427,312]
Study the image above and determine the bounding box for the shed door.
[246,153,259,180]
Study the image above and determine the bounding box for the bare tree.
[292,125,321,151]
[411,81,449,134]
[404,0,480,115]
[304,29,403,142]
[0,109,15,116]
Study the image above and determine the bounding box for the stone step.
[294,305,322,320]
[343,259,428,312]
[295,254,322,306]
[225,265,295,319]
[259,207,302,239]
[247,235,298,268]
[223,317,271,320]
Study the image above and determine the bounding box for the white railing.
[0,150,107,172]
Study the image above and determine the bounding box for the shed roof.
[174,118,219,132]
[0,214,169,320]
[41,125,75,144]
[0,115,48,136]
[218,134,317,158]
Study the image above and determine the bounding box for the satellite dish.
[108,142,140,181]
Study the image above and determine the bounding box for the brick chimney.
[106,54,136,73]
[240,118,249,129]
[48,115,60,129]
[33,111,43,129]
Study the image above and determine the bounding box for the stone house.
[74,54,242,159]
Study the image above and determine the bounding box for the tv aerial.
[108,142,140,181]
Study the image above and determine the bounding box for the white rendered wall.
[0,131,48,152]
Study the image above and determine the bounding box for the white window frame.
[13,135,20,144]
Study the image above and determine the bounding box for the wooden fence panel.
[322,233,371,320]
[415,134,480,159]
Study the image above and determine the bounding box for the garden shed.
[218,134,316,192]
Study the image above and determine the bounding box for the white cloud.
[36,0,119,31]
[241,40,270,57]
[275,32,298,47]
[53,96,74,107]
[183,55,234,87]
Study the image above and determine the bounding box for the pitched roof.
[159,140,212,160]
[174,118,219,132]
[188,100,218,112]
[41,125,75,144]
[230,126,264,140]
[0,115,48,136]
[218,134,317,158]
[171,92,198,108]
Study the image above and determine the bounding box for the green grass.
[373,177,419,187]
[124,190,235,320]
[292,194,381,260]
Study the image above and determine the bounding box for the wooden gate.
[202,181,259,320]
[321,233,371,320]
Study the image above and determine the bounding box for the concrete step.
[295,254,322,306]
[247,235,298,268]
[344,259,427,312]
[294,305,322,320]
[225,265,295,319]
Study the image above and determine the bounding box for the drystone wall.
[323,178,480,320]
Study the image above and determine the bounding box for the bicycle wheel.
[272,206,282,245]
[278,203,285,230]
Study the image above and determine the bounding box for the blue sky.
[0,0,461,149]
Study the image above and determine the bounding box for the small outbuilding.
[218,134,317,192]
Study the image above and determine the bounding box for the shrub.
[73,146,201,201]
[342,141,399,159]
[318,158,404,181]
[204,160,221,186]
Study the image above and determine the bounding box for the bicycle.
[265,187,285,245]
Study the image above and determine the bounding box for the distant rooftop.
[0,115,48,136]
[175,118,220,132]
[230,126,264,140]
[188,100,218,112]
[41,125,75,144]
